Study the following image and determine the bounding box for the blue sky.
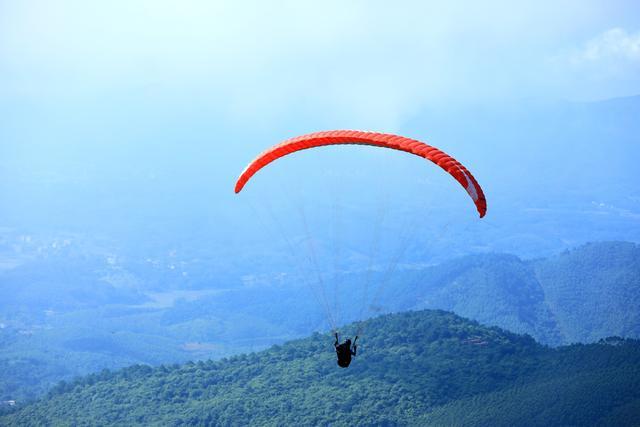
[1,1,639,130]
[1,1,639,256]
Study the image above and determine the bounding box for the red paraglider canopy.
[235,130,487,218]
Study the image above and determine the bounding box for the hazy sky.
[2,1,639,130]
[1,1,639,242]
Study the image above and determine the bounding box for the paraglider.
[334,332,358,368]
[235,130,486,218]
[235,130,487,366]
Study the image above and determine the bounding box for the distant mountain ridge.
[390,241,640,346]
[533,241,640,343]
[1,241,639,404]
[2,309,639,426]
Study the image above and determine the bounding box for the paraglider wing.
[234,130,487,218]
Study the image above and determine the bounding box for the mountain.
[387,253,563,345]
[386,241,640,346]
[533,241,640,343]
[2,310,639,426]
[1,241,639,404]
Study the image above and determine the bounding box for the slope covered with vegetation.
[2,310,639,426]
[532,241,640,343]
[1,241,639,405]
[392,241,640,346]
[388,253,563,344]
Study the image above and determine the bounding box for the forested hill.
[1,241,639,405]
[389,241,640,345]
[532,241,640,343]
[3,310,639,426]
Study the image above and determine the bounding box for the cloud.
[1,1,639,127]
[575,28,640,63]
[547,27,640,100]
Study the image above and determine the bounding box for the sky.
[1,0,639,130]
[0,0,639,254]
